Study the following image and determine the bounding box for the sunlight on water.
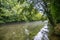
[34,20,49,40]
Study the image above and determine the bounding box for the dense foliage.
[0,0,46,23]
[50,0,60,23]
[44,0,60,24]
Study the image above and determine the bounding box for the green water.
[0,21,44,40]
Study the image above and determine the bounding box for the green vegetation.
[44,0,60,24]
[49,0,60,24]
[0,0,47,40]
[0,0,46,24]
[0,0,60,40]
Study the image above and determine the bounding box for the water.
[0,21,44,40]
[27,0,49,40]
[27,0,44,13]
[34,20,49,40]
[0,20,49,40]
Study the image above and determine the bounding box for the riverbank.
[49,23,60,40]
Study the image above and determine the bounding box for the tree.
[43,0,60,25]
[0,0,44,23]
